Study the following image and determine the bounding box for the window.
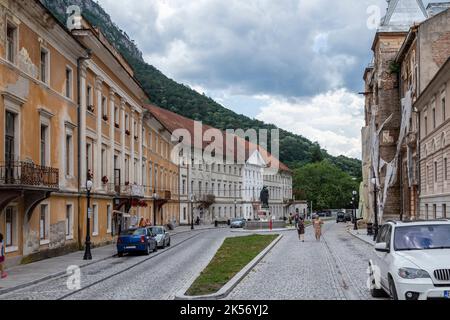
[40,204,49,242]
[92,204,99,236]
[102,96,107,118]
[87,85,93,109]
[183,207,187,221]
[101,148,106,178]
[149,132,153,150]
[86,143,93,173]
[40,125,48,166]
[124,158,129,183]
[433,204,437,219]
[424,116,428,135]
[114,107,119,126]
[426,204,429,220]
[443,97,446,121]
[435,162,438,182]
[66,204,73,239]
[107,205,112,234]
[433,108,436,129]
[5,111,16,164]
[40,48,49,83]
[445,158,448,181]
[443,204,447,219]
[125,114,129,131]
[65,68,72,98]
[5,207,16,248]
[182,179,186,195]
[6,23,17,63]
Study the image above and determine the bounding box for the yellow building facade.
[0,0,179,267]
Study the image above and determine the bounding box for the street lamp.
[234,199,237,218]
[371,178,379,241]
[190,194,195,230]
[352,190,358,230]
[152,191,159,226]
[83,178,93,260]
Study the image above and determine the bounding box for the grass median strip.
[186,234,278,296]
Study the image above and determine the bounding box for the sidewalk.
[0,224,215,295]
[348,228,376,246]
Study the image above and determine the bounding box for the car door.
[146,228,155,249]
[374,224,391,288]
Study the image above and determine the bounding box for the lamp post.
[83,178,93,260]
[371,178,379,241]
[152,191,158,227]
[352,190,358,230]
[191,195,195,229]
[234,199,237,218]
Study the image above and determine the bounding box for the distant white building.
[147,105,293,224]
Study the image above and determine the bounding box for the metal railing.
[0,161,59,189]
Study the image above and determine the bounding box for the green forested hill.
[41,0,362,179]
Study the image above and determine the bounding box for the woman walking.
[297,218,305,242]
[0,233,7,279]
[313,216,324,241]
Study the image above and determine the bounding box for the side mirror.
[375,242,389,253]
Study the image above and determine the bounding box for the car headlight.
[398,268,431,279]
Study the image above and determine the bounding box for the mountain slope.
[41,0,362,179]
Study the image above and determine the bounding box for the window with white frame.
[66,204,73,239]
[6,22,17,63]
[102,96,107,118]
[40,204,49,243]
[101,148,107,178]
[107,205,112,234]
[86,142,93,173]
[40,48,49,84]
[40,124,49,166]
[87,85,93,110]
[65,67,73,99]
[5,206,17,249]
[125,114,129,131]
[65,131,73,177]
[92,204,99,236]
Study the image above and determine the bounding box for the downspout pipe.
[77,49,92,249]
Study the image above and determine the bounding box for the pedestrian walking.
[297,218,305,242]
[138,218,146,228]
[0,233,7,279]
[313,216,324,241]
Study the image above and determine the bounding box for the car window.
[120,229,145,236]
[385,225,392,249]
[376,225,388,243]
[394,225,450,251]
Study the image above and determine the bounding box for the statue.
[260,186,269,209]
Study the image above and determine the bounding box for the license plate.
[444,291,450,299]
[125,246,136,249]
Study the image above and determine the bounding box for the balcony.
[196,194,216,209]
[153,190,172,201]
[0,161,59,190]
[107,183,145,198]
[0,161,59,217]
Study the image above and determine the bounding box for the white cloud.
[255,89,364,159]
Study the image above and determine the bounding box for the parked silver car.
[230,218,246,228]
[149,226,171,248]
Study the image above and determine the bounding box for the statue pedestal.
[258,208,271,222]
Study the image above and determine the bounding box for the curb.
[230,228,295,233]
[0,227,217,296]
[174,233,283,300]
[347,228,375,246]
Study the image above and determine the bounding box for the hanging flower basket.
[115,123,120,129]
[102,176,109,184]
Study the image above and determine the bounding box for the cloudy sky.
[96,0,439,159]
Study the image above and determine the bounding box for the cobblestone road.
[0,222,380,300]
[226,222,380,300]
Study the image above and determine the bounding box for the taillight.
[140,235,145,243]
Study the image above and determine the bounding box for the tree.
[309,143,324,163]
[293,160,360,211]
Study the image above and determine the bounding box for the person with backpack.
[0,233,7,279]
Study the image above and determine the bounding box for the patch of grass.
[186,234,278,296]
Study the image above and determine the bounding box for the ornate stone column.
[130,109,136,184]
[120,98,126,184]
[138,113,143,185]
[109,88,116,185]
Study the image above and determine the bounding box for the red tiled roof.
[145,104,291,173]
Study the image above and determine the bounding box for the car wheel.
[153,244,158,253]
[118,252,124,257]
[389,277,399,300]
[167,240,171,247]
[145,244,151,256]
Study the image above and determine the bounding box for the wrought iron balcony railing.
[0,161,59,190]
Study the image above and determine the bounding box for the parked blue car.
[117,227,158,257]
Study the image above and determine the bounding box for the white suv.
[369,220,450,300]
